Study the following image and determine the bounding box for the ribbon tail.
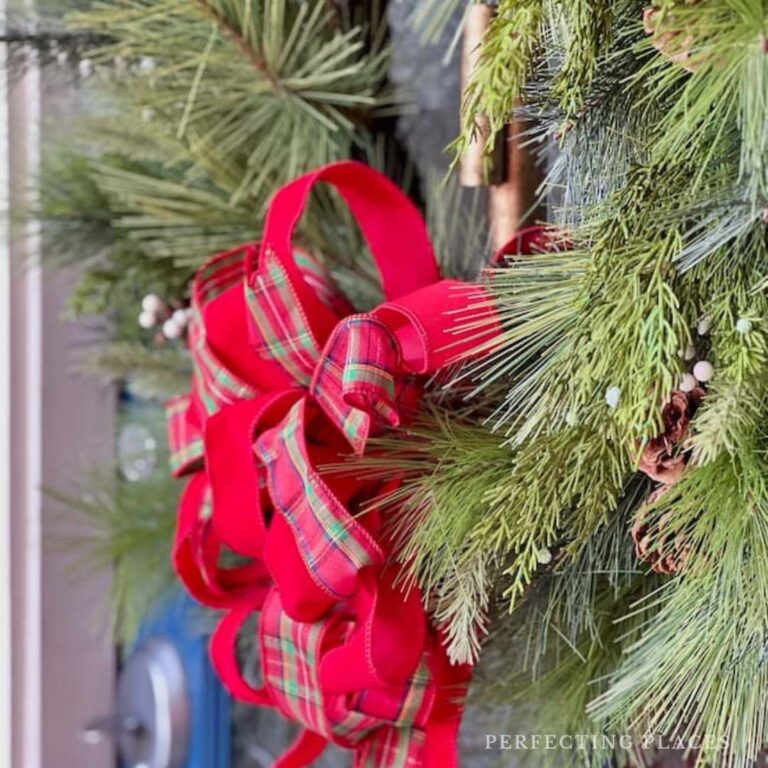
[210,602,272,707]
[354,726,426,768]
[274,729,328,768]
[424,718,462,768]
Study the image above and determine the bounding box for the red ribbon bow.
[166,162,499,767]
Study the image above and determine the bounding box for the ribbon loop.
[210,603,273,707]
[319,567,426,694]
[259,161,439,309]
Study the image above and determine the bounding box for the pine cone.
[632,488,690,575]
[638,388,704,485]
[643,7,699,73]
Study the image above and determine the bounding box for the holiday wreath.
[39,0,768,766]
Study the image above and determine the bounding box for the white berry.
[141,293,165,314]
[697,316,712,335]
[138,310,156,329]
[78,58,93,78]
[564,410,578,427]
[536,548,553,565]
[736,318,752,334]
[172,308,188,327]
[162,318,183,339]
[139,56,156,74]
[141,107,155,123]
[693,360,714,383]
[679,373,697,392]
[605,386,621,409]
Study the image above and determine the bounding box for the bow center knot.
[310,315,403,454]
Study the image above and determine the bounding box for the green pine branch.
[50,470,180,646]
[68,0,390,204]
[80,341,193,400]
[592,430,768,768]
[634,0,768,205]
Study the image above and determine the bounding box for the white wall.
[4,42,117,768]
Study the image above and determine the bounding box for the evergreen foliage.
[399,1,768,765]
[49,470,179,646]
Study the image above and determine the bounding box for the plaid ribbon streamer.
[245,251,321,387]
[354,727,426,768]
[261,591,332,736]
[189,248,259,416]
[166,394,204,476]
[260,589,433,758]
[255,398,384,600]
[167,247,258,477]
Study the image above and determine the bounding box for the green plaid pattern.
[261,592,435,764]
[261,591,331,737]
[188,247,260,418]
[245,250,322,387]
[355,727,426,768]
[255,399,384,599]
[310,316,402,454]
[166,395,204,476]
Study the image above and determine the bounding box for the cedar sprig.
[451,0,545,165]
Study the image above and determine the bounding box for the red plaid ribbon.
[167,162,500,767]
